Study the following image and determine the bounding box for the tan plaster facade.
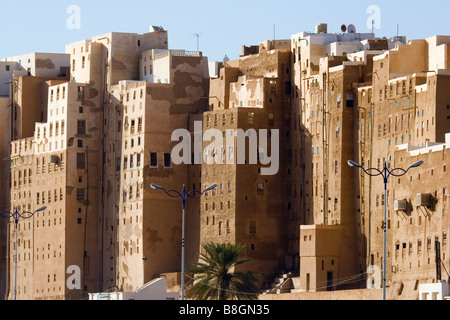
[200,44,300,289]
[2,23,450,301]
[103,50,209,292]
[290,26,450,299]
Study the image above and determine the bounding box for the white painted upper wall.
[426,35,450,71]
[2,53,70,78]
[396,133,450,155]
[140,49,205,84]
[0,53,70,96]
[208,61,221,79]
[292,30,375,47]
[0,61,22,96]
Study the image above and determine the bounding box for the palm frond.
[186,242,261,300]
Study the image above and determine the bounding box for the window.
[249,220,256,235]
[346,95,354,108]
[77,153,86,170]
[77,120,86,135]
[150,153,158,167]
[79,107,84,114]
[77,86,84,99]
[257,183,264,195]
[164,153,171,168]
[137,154,141,167]
[77,140,83,148]
[248,112,255,125]
[116,158,121,172]
[123,156,128,170]
[76,189,85,202]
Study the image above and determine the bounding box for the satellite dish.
[150,26,164,32]
[341,24,347,33]
[348,24,356,33]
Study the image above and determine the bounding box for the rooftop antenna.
[397,24,399,37]
[273,24,276,41]
[192,33,201,52]
[371,19,375,35]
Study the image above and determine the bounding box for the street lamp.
[348,159,423,300]
[150,183,217,300]
[0,206,47,300]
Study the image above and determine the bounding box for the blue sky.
[0,0,449,63]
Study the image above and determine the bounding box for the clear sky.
[0,0,449,63]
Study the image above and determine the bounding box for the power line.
[185,270,371,296]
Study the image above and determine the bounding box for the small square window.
[77,140,83,148]
[150,153,158,167]
[79,107,84,114]
[164,153,172,168]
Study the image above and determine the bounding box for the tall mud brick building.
[1,22,450,300]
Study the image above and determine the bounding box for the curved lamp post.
[0,206,47,300]
[150,183,217,300]
[348,159,423,300]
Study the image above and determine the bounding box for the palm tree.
[186,242,261,300]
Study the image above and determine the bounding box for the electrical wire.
[184,270,372,297]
